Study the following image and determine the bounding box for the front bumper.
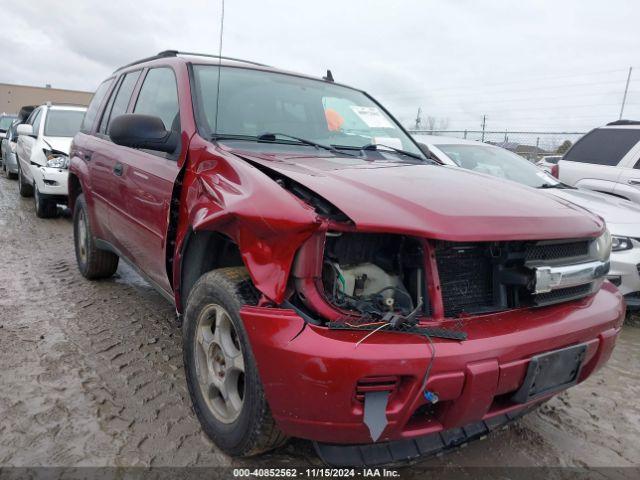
[2,150,18,174]
[241,283,624,445]
[30,165,69,198]
[608,246,640,307]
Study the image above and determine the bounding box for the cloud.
[1,0,639,131]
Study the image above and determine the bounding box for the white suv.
[557,120,640,203]
[16,104,86,217]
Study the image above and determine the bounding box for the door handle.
[628,179,640,186]
[113,163,124,176]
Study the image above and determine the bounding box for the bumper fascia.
[3,151,19,174]
[241,283,624,445]
[608,246,640,300]
[30,165,69,198]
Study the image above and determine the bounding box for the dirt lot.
[0,173,639,473]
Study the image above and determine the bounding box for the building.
[0,82,93,115]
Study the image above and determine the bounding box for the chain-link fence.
[409,130,587,161]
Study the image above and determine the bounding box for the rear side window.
[564,128,640,166]
[80,79,114,133]
[99,71,141,135]
[134,68,179,131]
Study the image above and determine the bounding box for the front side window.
[134,68,179,131]
[44,110,86,137]
[99,71,141,135]
[564,128,640,166]
[192,65,422,156]
[30,109,42,133]
[436,144,560,188]
[81,78,114,133]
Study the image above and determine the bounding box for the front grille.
[525,241,590,262]
[533,284,592,306]
[433,239,597,317]
[435,243,493,317]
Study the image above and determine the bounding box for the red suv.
[69,51,624,466]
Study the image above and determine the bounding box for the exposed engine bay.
[290,231,607,325]
[321,233,425,319]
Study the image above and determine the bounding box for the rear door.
[88,70,142,241]
[73,77,116,241]
[613,140,640,203]
[107,67,182,292]
[560,127,640,196]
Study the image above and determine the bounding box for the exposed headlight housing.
[44,150,69,169]
[594,228,612,261]
[611,236,633,252]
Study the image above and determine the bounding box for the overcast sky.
[2,0,640,133]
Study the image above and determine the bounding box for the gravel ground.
[0,173,638,474]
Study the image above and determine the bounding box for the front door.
[107,67,182,292]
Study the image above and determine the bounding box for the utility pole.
[619,67,633,120]
[481,115,487,142]
[414,107,422,131]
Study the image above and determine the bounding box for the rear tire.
[34,185,58,218]
[183,268,287,456]
[73,193,119,279]
[18,163,33,197]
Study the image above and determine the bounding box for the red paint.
[241,282,623,444]
[69,54,623,448]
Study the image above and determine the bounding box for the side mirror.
[16,124,34,136]
[109,114,178,154]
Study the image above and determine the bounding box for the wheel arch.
[177,228,244,313]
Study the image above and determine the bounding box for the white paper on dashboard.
[350,106,395,129]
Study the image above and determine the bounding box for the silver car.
[1,119,20,179]
[418,134,640,312]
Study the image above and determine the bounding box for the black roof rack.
[606,119,640,126]
[115,50,271,72]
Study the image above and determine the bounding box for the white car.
[557,120,640,203]
[16,104,86,217]
[536,154,562,173]
[417,135,640,312]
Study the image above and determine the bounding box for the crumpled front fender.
[174,137,323,304]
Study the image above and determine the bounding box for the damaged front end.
[289,228,611,327]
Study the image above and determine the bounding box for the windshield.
[435,144,560,188]
[0,116,16,130]
[44,110,85,137]
[192,65,422,156]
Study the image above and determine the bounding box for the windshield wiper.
[537,183,565,189]
[360,143,427,161]
[257,132,357,157]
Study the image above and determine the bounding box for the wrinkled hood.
[42,136,73,155]
[546,188,640,237]
[225,146,604,241]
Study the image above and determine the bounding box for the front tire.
[73,193,119,279]
[183,268,287,456]
[18,163,33,197]
[34,185,58,218]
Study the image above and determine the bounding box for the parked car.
[419,135,640,312]
[1,106,35,179]
[536,154,562,173]
[0,113,18,163]
[69,50,623,466]
[556,120,640,203]
[16,103,86,217]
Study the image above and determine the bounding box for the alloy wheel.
[77,208,88,264]
[194,303,245,424]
